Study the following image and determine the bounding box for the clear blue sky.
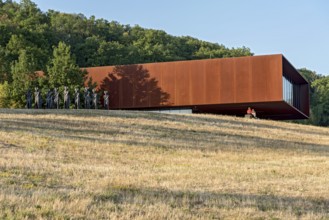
[30,0,329,75]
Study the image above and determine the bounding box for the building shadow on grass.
[1,117,329,156]
[92,186,329,217]
[1,109,327,137]
[0,140,20,149]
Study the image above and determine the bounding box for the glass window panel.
[283,75,297,108]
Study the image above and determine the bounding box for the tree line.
[0,0,328,126]
[297,69,329,126]
[0,0,251,105]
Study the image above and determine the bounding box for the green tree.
[75,36,102,67]
[0,46,10,82]
[11,49,37,108]
[312,77,329,126]
[228,46,253,57]
[1,0,254,71]
[0,0,257,110]
[297,68,325,126]
[0,81,11,108]
[48,11,87,46]
[5,34,49,72]
[46,41,86,90]
[298,68,321,84]
[15,0,46,31]
[96,41,127,66]
[298,68,323,102]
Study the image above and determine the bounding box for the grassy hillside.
[0,109,328,219]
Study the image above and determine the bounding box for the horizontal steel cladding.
[85,55,283,108]
[84,54,309,119]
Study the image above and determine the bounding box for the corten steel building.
[85,54,309,120]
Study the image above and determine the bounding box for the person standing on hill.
[46,89,53,109]
[84,87,89,109]
[34,87,42,109]
[92,89,98,109]
[103,91,109,110]
[74,88,80,109]
[53,88,59,109]
[63,86,70,109]
[26,89,32,109]
[85,91,91,109]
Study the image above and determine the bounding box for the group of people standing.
[246,107,257,119]
[26,87,110,110]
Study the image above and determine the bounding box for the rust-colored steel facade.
[85,54,309,120]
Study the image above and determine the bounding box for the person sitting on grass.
[245,107,253,118]
[247,107,252,115]
[251,109,257,119]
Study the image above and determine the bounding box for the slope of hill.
[0,109,328,219]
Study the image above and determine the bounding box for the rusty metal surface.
[84,54,309,120]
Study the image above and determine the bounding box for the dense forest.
[0,0,328,126]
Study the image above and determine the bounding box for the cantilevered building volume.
[85,54,309,120]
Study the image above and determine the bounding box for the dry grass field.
[0,109,329,219]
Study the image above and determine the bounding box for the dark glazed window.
[283,75,301,110]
